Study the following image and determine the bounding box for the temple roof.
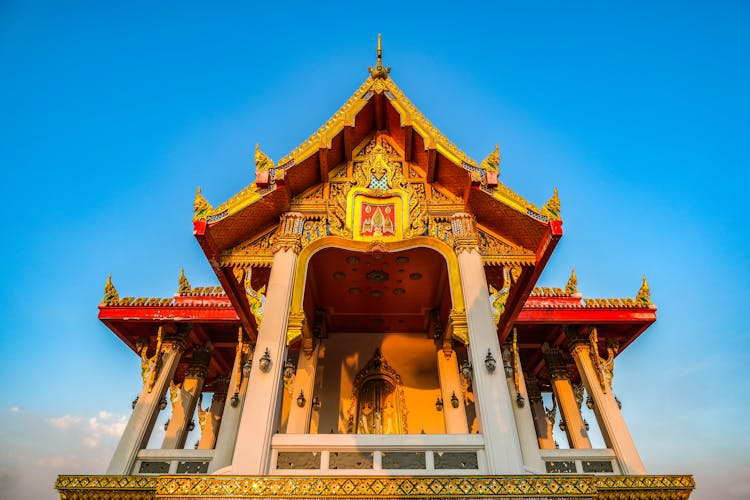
[192,40,560,254]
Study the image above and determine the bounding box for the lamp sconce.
[460,360,473,380]
[131,396,139,410]
[503,358,513,378]
[296,390,306,408]
[615,396,622,409]
[258,348,272,372]
[242,357,252,378]
[188,419,195,432]
[516,392,525,408]
[159,397,167,411]
[164,419,170,431]
[283,359,296,381]
[230,392,240,408]
[586,396,594,410]
[584,419,590,431]
[311,396,321,411]
[435,396,444,412]
[484,349,497,372]
[450,391,460,408]
[559,421,567,432]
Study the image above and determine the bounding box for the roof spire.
[480,144,500,173]
[255,143,275,170]
[193,187,212,220]
[368,33,391,79]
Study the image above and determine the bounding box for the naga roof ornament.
[255,143,275,171]
[193,187,212,220]
[541,187,561,220]
[103,274,119,305]
[565,268,578,295]
[636,275,652,307]
[178,268,192,295]
[480,144,500,173]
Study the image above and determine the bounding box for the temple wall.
[312,332,444,434]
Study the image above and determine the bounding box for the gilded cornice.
[530,273,656,310]
[101,286,231,308]
[477,227,536,266]
[55,474,694,499]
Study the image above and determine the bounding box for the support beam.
[544,346,591,449]
[286,343,320,434]
[436,349,469,434]
[162,346,211,449]
[198,377,228,450]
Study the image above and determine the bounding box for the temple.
[56,38,693,499]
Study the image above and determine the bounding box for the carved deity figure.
[383,399,396,434]
[359,402,373,434]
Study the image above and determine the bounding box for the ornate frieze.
[55,474,696,499]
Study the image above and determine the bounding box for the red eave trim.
[98,305,240,322]
[498,220,563,343]
[516,307,657,324]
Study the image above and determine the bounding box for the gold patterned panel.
[55,474,694,499]
[477,227,536,266]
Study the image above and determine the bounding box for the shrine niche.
[347,349,407,434]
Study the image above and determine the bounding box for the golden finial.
[255,143,275,171]
[103,274,119,305]
[178,268,191,295]
[636,275,653,306]
[480,144,500,173]
[368,33,391,79]
[541,187,561,220]
[565,268,578,294]
[193,187,212,220]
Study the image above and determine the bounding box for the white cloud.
[8,407,20,414]
[48,415,82,430]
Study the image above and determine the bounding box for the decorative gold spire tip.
[178,268,191,295]
[368,33,391,79]
[541,187,561,220]
[636,274,653,306]
[193,187,212,220]
[565,267,578,294]
[480,144,500,172]
[255,143,275,171]
[103,274,119,305]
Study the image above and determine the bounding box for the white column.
[570,338,646,474]
[544,346,591,449]
[526,377,556,449]
[502,346,544,472]
[106,326,186,474]
[231,213,303,474]
[436,349,468,433]
[162,346,210,449]
[286,343,320,433]
[210,334,251,472]
[198,377,228,450]
[453,213,524,474]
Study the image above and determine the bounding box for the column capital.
[275,212,305,254]
[526,376,543,404]
[542,347,570,381]
[451,213,479,254]
[186,345,213,378]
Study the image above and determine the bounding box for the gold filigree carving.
[427,217,455,248]
[138,326,164,393]
[532,286,568,297]
[103,275,119,305]
[489,266,511,325]
[447,309,469,345]
[327,182,351,237]
[451,213,479,253]
[589,327,619,393]
[477,228,536,265]
[242,267,266,327]
[275,212,305,253]
[300,218,327,249]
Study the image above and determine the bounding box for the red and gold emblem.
[360,203,395,237]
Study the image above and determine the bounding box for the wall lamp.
[258,348,272,372]
[450,391,460,408]
[435,396,444,412]
[484,349,497,372]
[296,390,306,408]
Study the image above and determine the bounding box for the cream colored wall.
[314,333,446,434]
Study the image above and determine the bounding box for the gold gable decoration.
[327,136,426,241]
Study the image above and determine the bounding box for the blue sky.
[1,1,748,498]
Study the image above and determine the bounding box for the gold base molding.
[56,474,694,499]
